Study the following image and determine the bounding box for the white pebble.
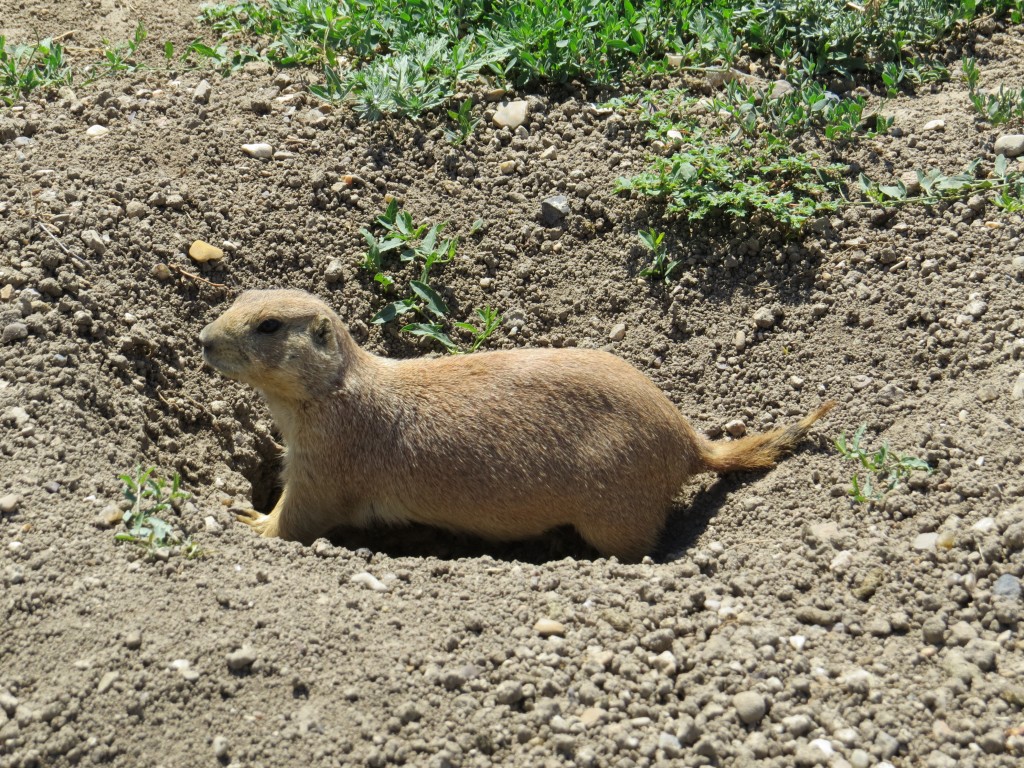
[241,143,274,159]
[85,125,109,138]
[350,571,388,591]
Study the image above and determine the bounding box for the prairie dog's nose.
[199,324,214,350]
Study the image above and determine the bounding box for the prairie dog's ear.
[312,314,333,347]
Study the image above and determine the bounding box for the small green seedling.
[455,306,502,352]
[835,425,930,503]
[636,228,678,282]
[116,466,200,557]
[445,98,480,145]
[0,36,72,104]
[963,57,1024,125]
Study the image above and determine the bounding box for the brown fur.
[199,289,835,561]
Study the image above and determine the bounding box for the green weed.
[116,467,201,558]
[835,425,930,503]
[454,306,503,352]
[446,98,480,145]
[636,228,679,283]
[857,157,1024,208]
[963,56,1024,125]
[89,22,148,80]
[361,203,500,353]
[0,36,72,105]
[617,132,844,232]
[711,79,870,141]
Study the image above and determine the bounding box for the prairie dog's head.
[199,289,354,399]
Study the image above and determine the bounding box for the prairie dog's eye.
[256,318,282,334]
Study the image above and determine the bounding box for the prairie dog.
[199,289,834,561]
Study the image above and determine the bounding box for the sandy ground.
[1,2,1023,766]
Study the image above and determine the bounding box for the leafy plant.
[857,158,1024,208]
[636,228,679,282]
[617,132,844,232]
[454,306,502,352]
[445,98,480,145]
[711,79,870,141]
[835,425,931,503]
[0,36,72,104]
[963,56,1024,125]
[116,467,200,557]
[89,22,148,80]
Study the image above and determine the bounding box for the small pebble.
[534,618,565,637]
[85,125,109,138]
[922,119,945,132]
[608,323,626,342]
[351,571,388,591]
[2,323,28,343]
[913,532,938,551]
[226,645,257,671]
[732,691,767,725]
[0,494,21,514]
[189,240,224,263]
[80,229,106,256]
[325,259,345,284]
[124,631,142,650]
[212,735,230,759]
[242,143,274,159]
[724,419,746,437]
[994,133,1024,158]
[993,573,1022,601]
[493,100,529,129]
[193,79,212,104]
[541,195,569,226]
[752,307,775,329]
[499,160,516,175]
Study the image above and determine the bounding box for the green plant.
[857,158,1024,208]
[636,228,679,282]
[455,306,502,352]
[116,467,200,557]
[445,98,480,144]
[712,79,869,141]
[0,36,72,104]
[880,57,948,96]
[90,22,148,79]
[617,132,844,232]
[963,56,1024,125]
[835,425,931,502]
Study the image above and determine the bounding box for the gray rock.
[541,195,569,225]
[795,606,835,627]
[921,616,947,646]
[80,229,106,256]
[1012,372,1024,401]
[732,691,767,725]
[193,79,212,104]
[994,134,1024,158]
[993,573,1022,600]
[226,645,257,671]
[0,494,21,514]
[724,419,746,437]
[126,200,146,218]
[124,631,142,650]
[753,307,776,329]
[494,680,524,705]
[325,259,345,284]
[608,323,626,342]
[2,322,28,343]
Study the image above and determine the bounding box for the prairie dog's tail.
[699,401,836,474]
